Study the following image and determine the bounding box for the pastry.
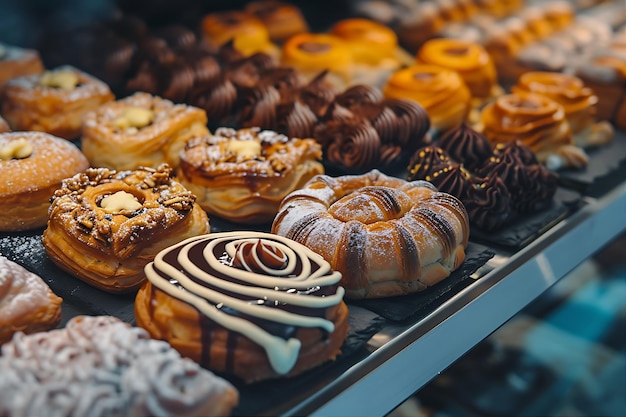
[0,131,89,232]
[0,43,44,88]
[0,114,9,132]
[272,169,469,299]
[512,71,613,147]
[200,10,279,58]
[135,231,349,383]
[1,65,114,140]
[383,64,471,134]
[0,315,239,417]
[245,0,309,43]
[480,91,587,171]
[177,127,324,224]
[82,92,210,171]
[42,164,211,293]
[0,255,62,345]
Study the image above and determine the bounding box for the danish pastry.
[0,131,89,232]
[0,43,44,88]
[135,231,349,383]
[272,169,469,299]
[1,65,114,140]
[0,255,62,345]
[177,127,324,224]
[245,0,309,43]
[81,92,210,171]
[42,164,211,293]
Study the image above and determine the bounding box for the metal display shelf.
[279,181,626,417]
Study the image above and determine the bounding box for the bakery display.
[272,169,470,299]
[383,64,471,134]
[0,255,62,345]
[135,231,349,383]
[0,315,239,417]
[177,127,324,224]
[0,43,44,88]
[0,131,89,232]
[0,65,114,140]
[245,0,310,43]
[82,92,210,171]
[42,164,210,293]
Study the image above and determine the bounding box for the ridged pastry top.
[144,231,345,375]
[438,123,493,171]
[0,315,238,417]
[330,18,400,65]
[281,33,353,75]
[48,164,199,259]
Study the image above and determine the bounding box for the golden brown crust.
[0,255,62,345]
[0,44,44,88]
[245,0,309,42]
[82,92,210,171]
[42,165,211,293]
[0,132,89,232]
[271,170,470,299]
[0,65,114,140]
[177,127,324,224]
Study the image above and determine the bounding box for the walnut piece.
[114,107,154,130]
[39,70,79,90]
[0,138,33,160]
[100,191,143,214]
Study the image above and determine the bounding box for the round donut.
[135,231,349,383]
[0,131,89,232]
[42,164,210,293]
[271,169,470,299]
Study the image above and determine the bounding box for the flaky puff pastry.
[135,232,349,383]
[480,92,588,171]
[42,164,211,293]
[383,64,471,134]
[0,43,44,89]
[0,132,89,232]
[512,71,613,148]
[177,127,324,224]
[1,65,114,140]
[272,170,470,299]
[82,92,209,171]
[0,256,62,345]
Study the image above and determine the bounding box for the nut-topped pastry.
[0,65,114,140]
[82,92,210,171]
[42,164,211,293]
[135,231,349,383]
[0,131,89,232]
[177,127,324,224]
[0,42,44,88]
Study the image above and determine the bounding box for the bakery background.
[0,0,625,416]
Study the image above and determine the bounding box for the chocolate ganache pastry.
[135,232,349,383]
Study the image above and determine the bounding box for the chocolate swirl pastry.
[463,175,513,232]
[438,123,493,171]
[315,119,381,172]
[407,146,451,181]
[135,232,349,383]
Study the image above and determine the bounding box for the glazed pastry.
[0,256,62,345]
[512,71,613,147]
[383,64,471,134]
[200,10,279,58]
[272,169,469,299]
[0,43,44,88]
[281,33,353,91]
[42,164,211,293]
[245,0,309,42]
[480,91,587,171]
[0,65,114,140]
[0,132,89,232]
[0,315,239,417]
[177,127,324,224]
[82,92,210,171]
[135,231,349,383]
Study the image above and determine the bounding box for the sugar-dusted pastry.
[0,315,239,417]
[0,131,89,232]
[0,65,114,140]
[0,43,44,88]
[511,71,613,147]
[272,169,469,299]
[200,10,279,58]
[81,92,210,171]
[0,256,62,345]
[480,91,587,171]
[42,164,211,293]
[177,127,324,224]
[245,0,309,43]
[135,231,349,383]
[383,64,471,134]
